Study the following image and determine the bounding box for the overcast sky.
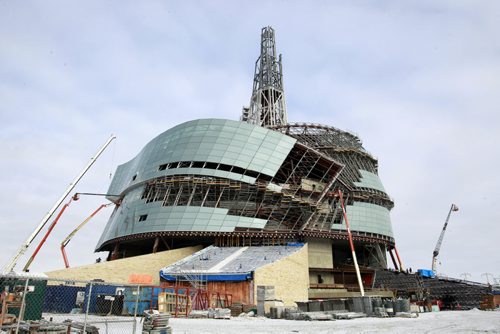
[1,1,499,284]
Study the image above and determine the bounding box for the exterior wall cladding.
[96,118,395,257]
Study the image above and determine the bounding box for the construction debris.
[186,308,233,320]
[373,307,389,318]
[332,312,367,320]
[230,302,244,316]
[7,319,99,334]
[238,311,255,317]
[395,312,419,318]
[208,308,231,319]
[188,310,210,319]
[62,320,100,333]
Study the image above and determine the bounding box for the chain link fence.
[0,273,161,333]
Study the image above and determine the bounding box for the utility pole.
[460,272,471,281]
[242,26,287,127]
[481,273,493,285]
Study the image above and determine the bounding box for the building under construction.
[31,27,413,309]
[81,27,400,300]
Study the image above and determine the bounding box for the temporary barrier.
[0,274,140,333]
[0,276,47,321]
[43,285,85,313]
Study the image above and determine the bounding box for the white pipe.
[351,250,365,296]
[3,135,116,273]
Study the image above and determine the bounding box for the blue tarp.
[417,269,436,278]
[160,272,252,282]
[286,242,305,247]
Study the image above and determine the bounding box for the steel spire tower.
[241,26,287,127]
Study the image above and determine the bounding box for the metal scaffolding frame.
[242,26,287,127]
[139,140,344,235]
[271,123,394,211]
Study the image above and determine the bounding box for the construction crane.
[61,203,113,268]
[22,194,80,271]
[432,203,459,273]
[2,135,116,273]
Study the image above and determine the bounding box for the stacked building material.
[332,312,366,320]
[321,299,346,312]
[370,297,388,317]
[65,322,99,333]
[307,300,321,312]
[361,297,373,316]
[256,286,275,316]
[207,308,231,319]
[142,311,172,334]
[269,306,287,319]
[14,320,69,334]
[230,302,243,316]
[301,312,333,321]
[351,297,364,313]
[394,298,410,313]
[188,310,209,318]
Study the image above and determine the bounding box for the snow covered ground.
[169,309,500,334]
[20,309,497,333]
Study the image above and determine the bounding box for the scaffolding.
[242,26,287,127]
[271,123,394,211]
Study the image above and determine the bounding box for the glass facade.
[97,119,296,250]
[107,119,296,196]
[96,118,395,252]
[353,170,387,193]
[340,202,393,237]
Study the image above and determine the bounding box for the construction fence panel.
[0,274,146,334]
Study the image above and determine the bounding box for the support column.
[394,246,404,272]
[152,237,160,254]
[388,248,399,271]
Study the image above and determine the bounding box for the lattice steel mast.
[241,26,287,127]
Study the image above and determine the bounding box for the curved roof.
[270,122,366,152]
[97,119,298,250]
[107,119,296,197]
[96,119,395,251]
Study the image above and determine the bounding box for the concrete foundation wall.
[306,238,333,269]
[308,288,394,299]
[46,246,202,285]
[253,244,309,306]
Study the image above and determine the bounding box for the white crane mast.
[2,135,116,273]
[432,203,459,273]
